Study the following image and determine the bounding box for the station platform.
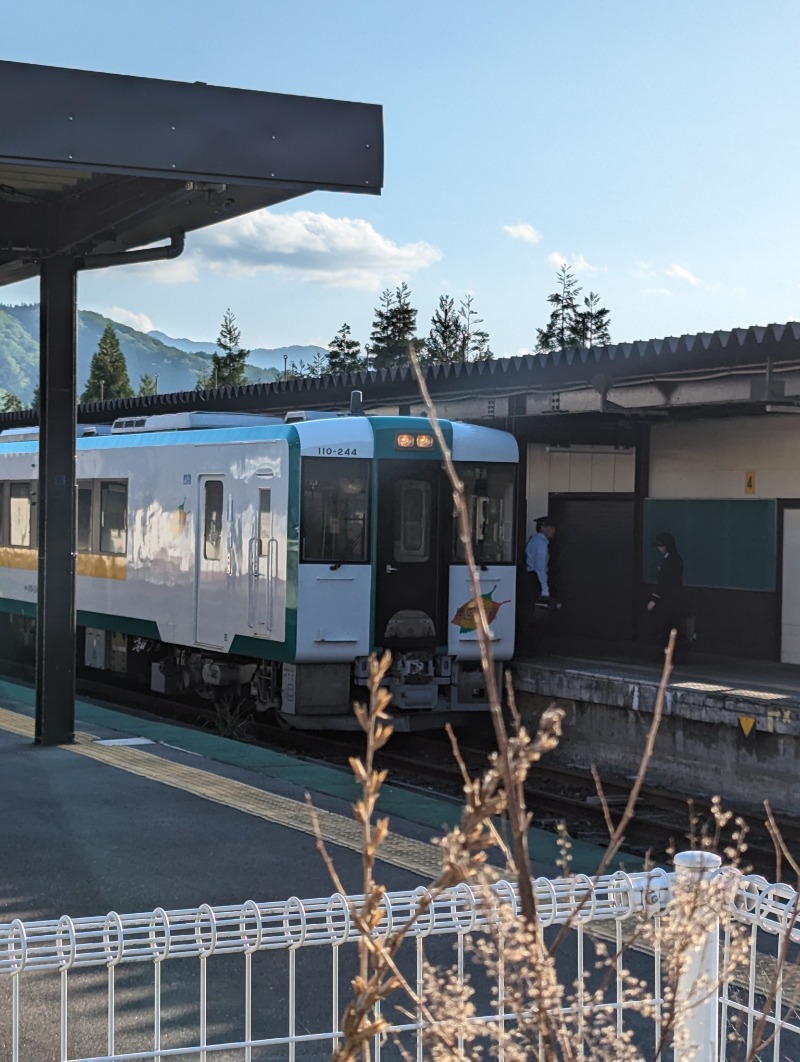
[513,652,800,814]
[514,651,800,729]
[0,678,628,930]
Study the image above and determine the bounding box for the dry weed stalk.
[308,652,475,1061]
[305,349,796,1059]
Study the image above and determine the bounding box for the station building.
[393,323,800,668]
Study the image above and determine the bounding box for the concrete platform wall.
[514,661,800,817]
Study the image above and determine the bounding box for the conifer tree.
[458,294,493,362]
[196,308,250,389]
[424,295,463,363]
[138,373,158,396]
[327,323,363,373]
[80,323,134,402]
[535,264,582,353]
[423,294,493,365]
[1,391,24,412]
[576,291,611,348]
[366,283,423,369]
[535,264,611,353]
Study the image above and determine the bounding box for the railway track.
[302,728,797,878]
[9,668,798,880]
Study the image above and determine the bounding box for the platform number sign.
[744,470,756,495]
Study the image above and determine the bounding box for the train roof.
[0,411,518,462]
[110,412,285,433]
[0,424,114,443]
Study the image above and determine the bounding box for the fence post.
[673,850,722,1062]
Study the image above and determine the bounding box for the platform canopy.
[0,60,383,745]
[0,60,382,283]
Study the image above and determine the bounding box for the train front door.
[195,475,227,648]
[373,460,449,650]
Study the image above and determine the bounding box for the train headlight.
[394,431,436,451]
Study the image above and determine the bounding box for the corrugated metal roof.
[2,314,799,428]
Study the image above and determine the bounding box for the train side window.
[300,457,370,564]
[453,463,515,564]
[77,484,93,553]
[394,480,430,562]
[203,480,224,561]
[258,489,272,554]
[100,481,127,555]
[0,482,5,546]
[9,482,34,548]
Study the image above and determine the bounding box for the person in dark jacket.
[647,531,684,659]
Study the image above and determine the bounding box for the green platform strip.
[0,680,642,875]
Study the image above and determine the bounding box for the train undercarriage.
[2,615,500,731]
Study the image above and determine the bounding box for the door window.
[394,480,430,562]
[9,482,34,547]
[100,481,127,555]
[452,463,515,564]
[300,457,369,564]
[77,484,93,552]
[203,480,224,561]
[258,489,272,554]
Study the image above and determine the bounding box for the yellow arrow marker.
[739,716,756,737]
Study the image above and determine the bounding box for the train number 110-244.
[317,447,358,456]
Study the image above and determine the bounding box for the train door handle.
[385,564,398,574]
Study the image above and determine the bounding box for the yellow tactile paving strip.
[0,707,442,879]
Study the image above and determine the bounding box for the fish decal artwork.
[451,586,510,632]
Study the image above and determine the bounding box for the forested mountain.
[0,305,289,405]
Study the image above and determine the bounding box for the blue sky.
[3,1,800,357]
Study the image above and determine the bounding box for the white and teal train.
[0,405,518,728]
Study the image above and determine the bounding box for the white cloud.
[132,256,201,285]
[106,307,155,332]
[502,222,542,244]
[632,261,657,279]
[666,263,699,286]
[188,210,442,290]
[546,251,603,274]
[644,287,673,297]
[571,253,603,274]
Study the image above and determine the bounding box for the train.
[0,401,518,729]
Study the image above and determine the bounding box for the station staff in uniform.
[525,515,556,606]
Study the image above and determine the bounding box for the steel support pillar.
[35,255,77,745]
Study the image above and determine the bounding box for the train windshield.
[300,457,371,564]
[452,463,515,564]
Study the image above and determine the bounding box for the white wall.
[650,415,800,499]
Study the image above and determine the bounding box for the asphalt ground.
[1,679,646,1061]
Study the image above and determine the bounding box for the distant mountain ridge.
[0,304,326,405]
[147,330,326,372]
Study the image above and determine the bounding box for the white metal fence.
[1,852,798,1061]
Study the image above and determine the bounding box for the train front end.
[366,418,517,722]
[282,415,518,729]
